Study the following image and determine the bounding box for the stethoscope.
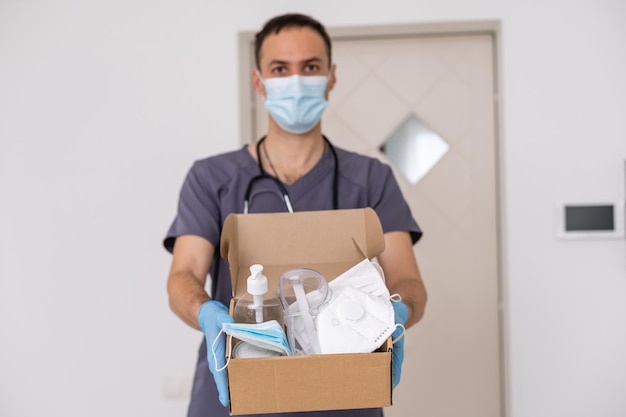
[243,135,339,214]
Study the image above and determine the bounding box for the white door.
[244,24,503,417]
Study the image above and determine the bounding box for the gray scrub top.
[164,143,422,417]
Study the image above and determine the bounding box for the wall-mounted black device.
[565,205,614,232]
[556,201,625,239]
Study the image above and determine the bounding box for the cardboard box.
[220,208,393,415]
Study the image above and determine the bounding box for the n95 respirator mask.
[328,258,390,299]
[316,286,396,354]
[315,258,398,354]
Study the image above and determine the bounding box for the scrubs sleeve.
[370,162,422,245]
[163,161,221,253]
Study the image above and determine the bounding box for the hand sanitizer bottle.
[234,264,285,326]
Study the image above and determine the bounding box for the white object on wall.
[555,200,625,240]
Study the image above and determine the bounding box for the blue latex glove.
[198,300,235,407]
[391,300,409,389]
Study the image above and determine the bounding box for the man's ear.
[329,64,337,90]
[326,64,337,96]
[252,69,266,96]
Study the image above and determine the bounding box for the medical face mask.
[316,286,397,354]
[261,74,329,134]
[329,258,390,299]
[211,320,292,371]
[291,258,396,353]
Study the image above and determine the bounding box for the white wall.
[1,1,625,416]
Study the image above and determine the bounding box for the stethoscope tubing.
[243,135,339,214]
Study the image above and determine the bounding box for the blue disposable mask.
[211,320,293,371]
[261,74,329,134]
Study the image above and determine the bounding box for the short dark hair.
[254,13,332,70]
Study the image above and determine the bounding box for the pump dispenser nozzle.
[234,264,284,326]
[247,264,268,323]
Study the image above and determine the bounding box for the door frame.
[237,21,509,417]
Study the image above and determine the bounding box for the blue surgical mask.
[261,74,329,134]
[211,320,293,371]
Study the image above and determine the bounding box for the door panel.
[248,29,502,417]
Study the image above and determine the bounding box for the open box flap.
[220,208,385,297]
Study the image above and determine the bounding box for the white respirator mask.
[316,286,396,354]
[328,258,390,298]
[313,258,399,354]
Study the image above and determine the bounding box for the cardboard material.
[220,208,393,415]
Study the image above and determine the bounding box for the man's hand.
[391,300,409,389]
[198,300,235,407]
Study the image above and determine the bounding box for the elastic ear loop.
[389,293,406,344]
[391,323,406,344]
[211,328,233,372]
[371,261,386,283]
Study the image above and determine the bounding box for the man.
[164,13,427,417]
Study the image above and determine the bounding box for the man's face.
[254,26,336,98]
